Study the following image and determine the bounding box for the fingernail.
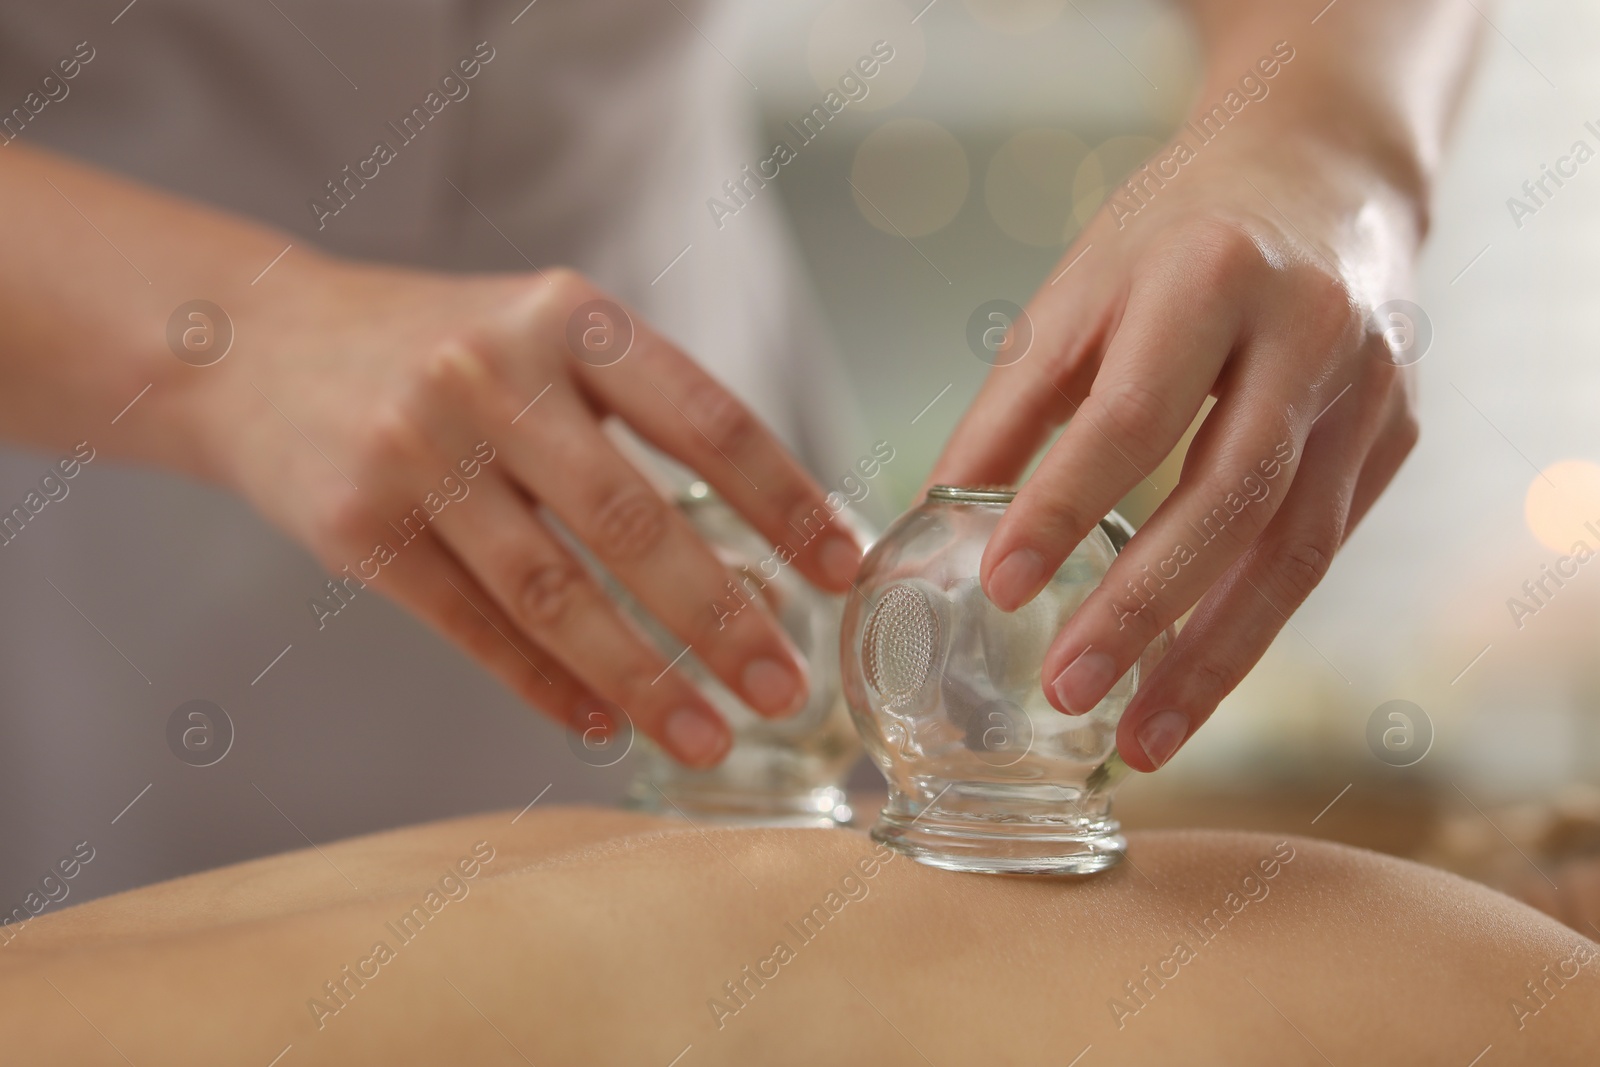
[1136,709,1190,769]
[818,535,862,587]
[743,657,804,716]
[1050,650,1118,714]
[664,707,729,767]
[988,549,1046,611]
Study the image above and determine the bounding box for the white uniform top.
[0,0,861,906]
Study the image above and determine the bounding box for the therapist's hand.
[0,145,864,769]
[932,118,1428,773]
[208,261,864,768]
[932,0,1480,772]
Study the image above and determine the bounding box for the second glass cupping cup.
[841,487,1172,875]
[622,483,865,828]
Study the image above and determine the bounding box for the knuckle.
[1029,497,1098,554]
[535,267,592,322]
[1091,380,1176,448]
[1271,536,1336,605]
[516,563,587,628]
[510,267,587,338]
[416,339,494,403]
[1104,576,1173,641]
[1300,278,1361,342]
[317,486,375,550]
[542,266,587,301]
[590,485,669,561]
[1186,652,1243,702]
[680,380,758,455]
[360,403,426,471]
[1175,218,1267,289]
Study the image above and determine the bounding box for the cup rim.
[926,484,1016,504]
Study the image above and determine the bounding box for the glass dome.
[842,486,1168,874]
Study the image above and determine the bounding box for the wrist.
[145,244,350,492]
[1184,42,1433,243]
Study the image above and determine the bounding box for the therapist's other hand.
[211,262,863,767]
[931,125,1423,773]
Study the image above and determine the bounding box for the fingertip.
[984,547,1046,613]
[663,706,732,768]
[1119,707,1190,773]
[1048,648,1117,715]
[742,655,809,719]
[816,533,863,590]
[1115,716,1155,773]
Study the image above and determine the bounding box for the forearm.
[0,144,327,481]
[1175,0,1482,230]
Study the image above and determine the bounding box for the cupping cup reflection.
[622,483,867,828]
[841,487,1171,875]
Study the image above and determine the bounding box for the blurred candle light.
[984,128,1089,247]
[850,118,970,237]
[1524,459,1600,554]
[1071,134,1161,228]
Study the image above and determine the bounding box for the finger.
[520,393,812,718]
[1038,367,1306,717]
[1346,372,1418,534]
[429,469,738,768]
[980,251,1246,613]
[315,397,724,763]
[415,342,811,723]
[928,264,1117,488]
[1111,380,1387,772]
[554,273,865,593]
[365,527,595,728]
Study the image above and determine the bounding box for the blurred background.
[1,0,1597,919]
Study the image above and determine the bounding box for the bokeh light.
[850,118,970,237]
[1524,459,1600,554]
[808,0,925,113]
[983,128,1090,247]
[1071,134,1162,227]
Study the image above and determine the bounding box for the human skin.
[0,142,870,768]
[1,808,1596,1065]
[933,0,1483,771]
